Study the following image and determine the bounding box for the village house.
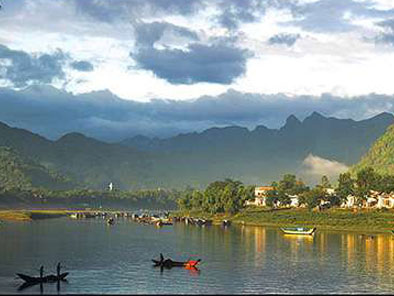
[245,186,275,207]
[289,195,299,207]
[340,195,356,208]
[376,193,394,209]
[340,190,394,209]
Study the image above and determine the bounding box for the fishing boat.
[16,272,68,283]
[281,227,316,235]
[152,254,201,268]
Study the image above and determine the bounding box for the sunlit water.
[0,218,393,294]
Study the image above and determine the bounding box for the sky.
[1,0,394,141]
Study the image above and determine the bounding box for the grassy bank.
[0,209,77,221]
[173,207,394,233]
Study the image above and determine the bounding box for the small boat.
[107,217,115,225]
[156,220,173,227]
[44,272,69,283]
[16,272,68,283]
[70,213,79,219]
[281,227,316,235]
[222,220,231,227]
[152,254,201,269]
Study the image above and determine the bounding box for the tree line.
[177,167,394,214]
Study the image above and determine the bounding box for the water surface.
[0,218,393,294]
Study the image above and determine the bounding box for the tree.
[277,174,308,206]
[376,174,394,194]
[299,188,322,209]
[336,172,354,203]
[355,167,380,201]
[320,175,331,189]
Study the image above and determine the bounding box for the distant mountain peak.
[56,132,92,143]
[369,112,394,121]
[303,111,327,123]
[284,114,301,127]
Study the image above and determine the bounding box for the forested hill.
[352,124,394,175]
[0,146,73,190]
[0,112,393,190]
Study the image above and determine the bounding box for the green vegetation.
[173,207,394,232]
[0,146,72,191]
[176,179,254,214]
[174,167,394,232]
[353,124,394,175]
[232,207,394,231]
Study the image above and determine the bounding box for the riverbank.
[172,207,394,233]
[0,209,92,221]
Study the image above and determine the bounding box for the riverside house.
[340,191,394,209]
[245,186,275,207]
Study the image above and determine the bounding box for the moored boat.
[281,227,316,235]
[156,220,173,227]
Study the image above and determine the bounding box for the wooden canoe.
[16,272,68,283]
[281,227,316,235]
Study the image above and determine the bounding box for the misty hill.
[352,123,394,175]
[121,112,394,186]
[0,122,154,190]
[0,112,393,189]
[0,146,72,190]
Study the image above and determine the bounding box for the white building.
[289,195,299,207]
[245,186,275,207]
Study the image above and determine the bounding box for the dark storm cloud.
[268,33,300,46]
[0,45,66,87]
[0,86,394,142]
[71,61,94,72]
[132,43,249,84]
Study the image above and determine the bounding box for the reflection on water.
[0,218,393,294]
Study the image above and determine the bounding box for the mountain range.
[0,111,393,190]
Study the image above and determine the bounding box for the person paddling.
[39,266,44,280]
[56,262,61,278]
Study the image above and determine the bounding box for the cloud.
[71,61,94,72]
[132,42,250,84]
[0,86,394,142]
[300,154,349,184]
[376,18,394,45]
[0,45,66,87]
[268,33,300,46]
[134,21,199,47]
[72,0,204,22]
[288,0,394,32]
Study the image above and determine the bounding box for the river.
[0,218,393,294]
